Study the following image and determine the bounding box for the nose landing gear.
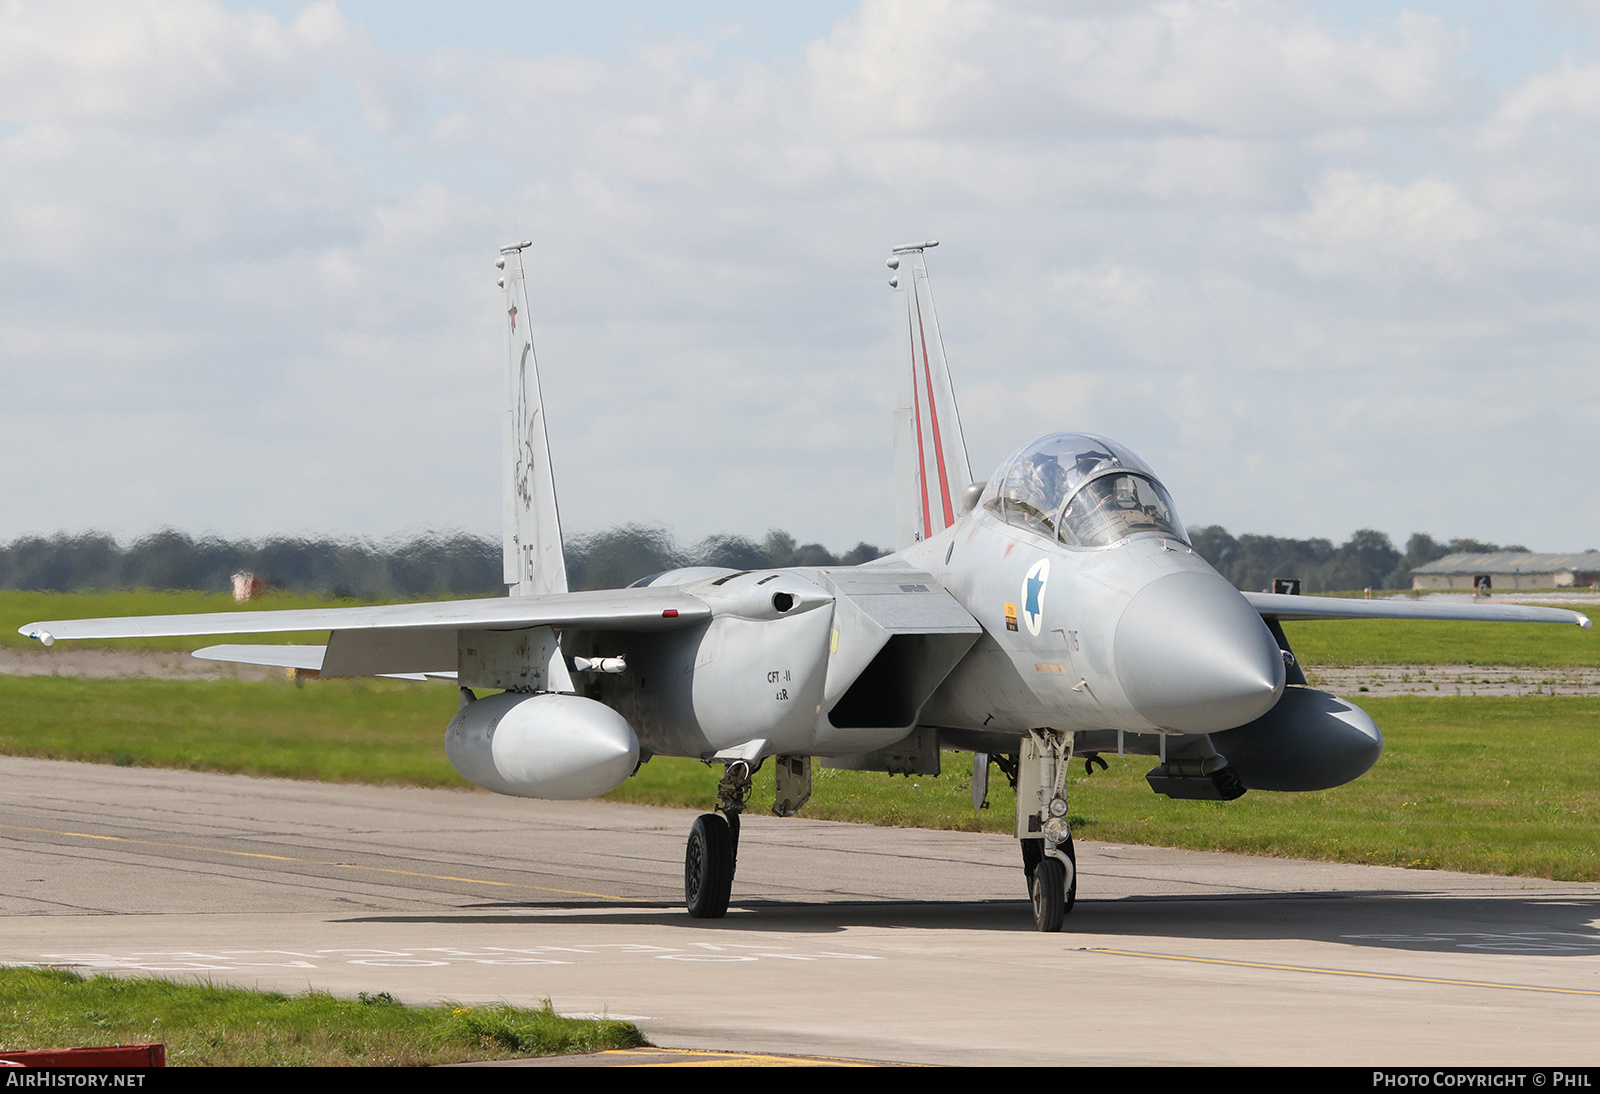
[1018,729,1077,932]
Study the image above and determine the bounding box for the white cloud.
[0,1,351,129]
[1,1,1598,556]
[805,1,1464,140]
[1279,170,1490,280]
[1492,59,1600,127]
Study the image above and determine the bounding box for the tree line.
[1186,528,1528,594]
[0,527,888,598]
[0,524,1530,598]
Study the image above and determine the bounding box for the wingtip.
[1578,614,1592,631]
[20,626,54,646]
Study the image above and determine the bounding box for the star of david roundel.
[1021,558,1049,637]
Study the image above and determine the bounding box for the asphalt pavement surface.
[2,755,1597,1066]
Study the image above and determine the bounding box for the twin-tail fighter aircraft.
[22,241,1591,930]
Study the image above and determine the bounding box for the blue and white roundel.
[1021,558,1049,637]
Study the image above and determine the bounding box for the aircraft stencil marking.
[21,240,1591,932]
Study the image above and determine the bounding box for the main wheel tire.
[1031,856,1066,932]
[685,813,734,919]
[1063,835,1077,915]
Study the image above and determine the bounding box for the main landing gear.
[1017,729,1078,932]
[685,812,734,918]
[684,759,753,919]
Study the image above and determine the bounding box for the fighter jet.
[21,241,1591,931]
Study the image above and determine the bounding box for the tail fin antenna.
[889,241,973,550]
[499,242,569,596]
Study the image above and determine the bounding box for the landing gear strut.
[1017,729,1077,932]
[684,759,753,919]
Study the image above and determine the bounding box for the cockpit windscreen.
[1057,471,1183,547]
[983,432,1185,548]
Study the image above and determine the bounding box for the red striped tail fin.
[889,241,973,549]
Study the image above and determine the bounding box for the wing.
[20,587,710,677]
[1244,592,1591,628]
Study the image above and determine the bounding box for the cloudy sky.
[3,1,1598,554]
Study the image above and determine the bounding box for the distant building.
[1411,551,1600,591]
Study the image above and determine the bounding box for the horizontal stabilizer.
[191,643,452,681]
[1244,593,1591,628]
[193,644,327,671]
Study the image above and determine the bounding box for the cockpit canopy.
[982,432,1186,548]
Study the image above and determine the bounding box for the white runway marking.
[38,943,885,972]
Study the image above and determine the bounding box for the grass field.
[2,673,1597,881]
[0,967,646,1066]
[1282,613,1596,667]
[0,675,465,784]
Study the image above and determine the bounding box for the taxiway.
[2,755,1597,1066]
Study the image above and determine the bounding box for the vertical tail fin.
[889,241,973,550]
[499,242,568,596]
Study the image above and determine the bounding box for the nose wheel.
[1031,857,1066,932]
[1023,835,1076,931]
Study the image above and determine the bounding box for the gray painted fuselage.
[573,469,1288,768]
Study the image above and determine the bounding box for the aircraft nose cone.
[1114,570,1285,732]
